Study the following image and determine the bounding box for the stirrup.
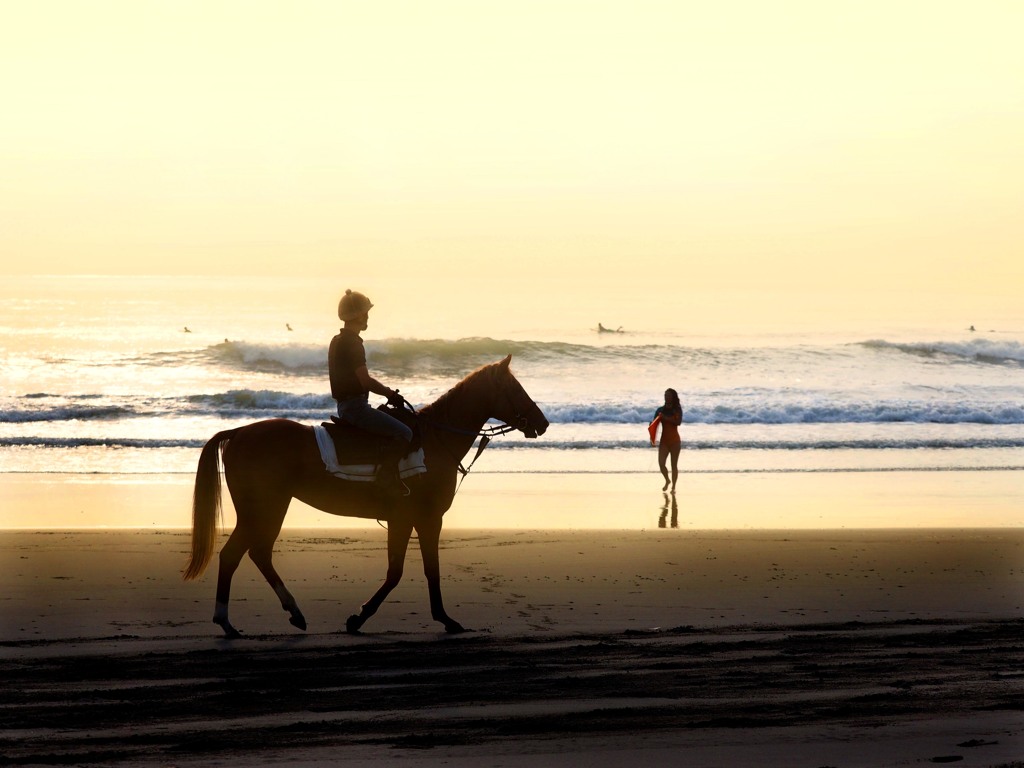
[376,465,410,497]
[377,477,410,497]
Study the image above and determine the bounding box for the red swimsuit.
[657,407,681,448]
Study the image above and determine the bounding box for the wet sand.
[2,526,1022,766]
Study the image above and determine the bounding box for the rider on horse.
[329,290,412,496]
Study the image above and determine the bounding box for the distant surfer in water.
[598,323,623,333]
[649,388,682,492]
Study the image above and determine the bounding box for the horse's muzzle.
[520,413,549,439]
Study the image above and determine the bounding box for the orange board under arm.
[648,414,661,446]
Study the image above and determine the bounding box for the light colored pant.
[336,395,413,444]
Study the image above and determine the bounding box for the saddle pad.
[314,425,427,482]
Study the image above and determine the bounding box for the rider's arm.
[355,365,398,401]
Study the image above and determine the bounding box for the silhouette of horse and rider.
[184,290,549,638]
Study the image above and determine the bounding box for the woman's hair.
[664,388,680,409]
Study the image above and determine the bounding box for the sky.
[2,1,1023,332]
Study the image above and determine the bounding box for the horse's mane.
[419,360,503,419]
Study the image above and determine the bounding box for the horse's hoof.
[444,622,468,634]
[289,614,307,631]
[346,614,364,634]
[214,617,242,639]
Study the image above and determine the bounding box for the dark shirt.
[329,328,367,400]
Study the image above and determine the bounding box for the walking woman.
[651,388,682,492]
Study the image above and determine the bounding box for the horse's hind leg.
[213,497,302,637]
[213,527,249,638]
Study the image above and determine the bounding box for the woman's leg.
[669,444,681,492]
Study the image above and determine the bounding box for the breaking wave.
[861,338,1024,366]
[144,336,1024,378]
[7,391,1024,425]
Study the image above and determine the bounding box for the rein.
[425,417,521,491]
[396,394,522,492]
[432,420,518,491]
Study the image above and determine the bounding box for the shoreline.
[1,468,1022,529]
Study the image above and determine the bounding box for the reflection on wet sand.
[658,492,678,528]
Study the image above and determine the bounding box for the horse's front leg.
[346,520,413,634]
[417,519,467,634]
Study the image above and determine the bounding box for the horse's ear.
[499,354,512,369]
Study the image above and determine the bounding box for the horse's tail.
[183,429,237,581]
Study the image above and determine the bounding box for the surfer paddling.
[650,388,682,492]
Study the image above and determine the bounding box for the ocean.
[3,275,1023,497]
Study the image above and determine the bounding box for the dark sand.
[2,528,1022,766]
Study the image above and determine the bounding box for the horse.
[182,355,548,638]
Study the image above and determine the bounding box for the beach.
[5,1,1024,762]
[2,472,1023,767]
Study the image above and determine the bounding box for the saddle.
[319,403,422,465]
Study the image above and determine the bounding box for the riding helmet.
[338,290,373,321]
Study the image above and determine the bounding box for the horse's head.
[492,355,548,438]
